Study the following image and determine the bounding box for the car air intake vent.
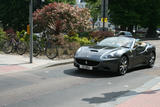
[90,50,98,52]
[76,59,99,66]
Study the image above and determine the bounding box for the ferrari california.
[74,37,156,75]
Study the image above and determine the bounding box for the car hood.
[75,45,122,61]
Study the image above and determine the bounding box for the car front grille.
[76,58,99,66]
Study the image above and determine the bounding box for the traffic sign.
[101,18,108,23]
[27,24,30,34]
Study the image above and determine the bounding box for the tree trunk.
[128,25,133,33]
[146,25,157,38]
[120,26,126,31]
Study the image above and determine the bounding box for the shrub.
[78,31,91,38]
[0,28,7,50]
[5,28,16,39]
[64,35,92,45]
[33,2,91,35]
[16,30,29,42]
[0,28,6,39]
[90,31,114,42]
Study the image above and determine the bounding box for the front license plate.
[80,65,93,70]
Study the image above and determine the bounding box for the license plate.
[80,65,93,70]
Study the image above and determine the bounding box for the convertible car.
[74,37,156,75]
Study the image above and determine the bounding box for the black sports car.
[74,37,156,75]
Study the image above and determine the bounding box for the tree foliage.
[86,0,160,37]
[109,0,160,37]
[33,2,91,35]
[0,0,29,31]
[85,0,101,28]
[45,0,76,5]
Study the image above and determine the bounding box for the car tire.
[147,52,155,68]
[118,56,128,75]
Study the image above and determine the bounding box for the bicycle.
[33,32,58,59]
[2,34,27,55]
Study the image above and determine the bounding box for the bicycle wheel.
[45,42,58,59]
[17,41,27,55]
[2,40,13,54]
[33,41,40,57]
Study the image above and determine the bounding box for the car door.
[134,45,146,66]
[132,42,146,66]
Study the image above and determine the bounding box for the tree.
[138,0,160,37]
[0,0,29,31]
[109,0,160,37]
[33,2,91,35]
[109,0,141,32]
[85,0,101,29]
[45,0,76,5]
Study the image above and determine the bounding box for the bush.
[5,28,16,39]
[64,35,92,45]
[16,30,29,42]
[78,31,91,38]
[0,28,7,50]
[0,28,6,38]
[33,2,91,35]
[90,31,114,42]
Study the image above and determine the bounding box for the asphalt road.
[0,40,160,107]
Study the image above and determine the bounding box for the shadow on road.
[64,68,120,78]
[64,66,152,79]
[82,89,160,104]
[128,66,151,73]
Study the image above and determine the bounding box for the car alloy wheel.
[119,56,128,75]
[148,52,155,67]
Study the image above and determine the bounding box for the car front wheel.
[118,56,128,75]
[147,52,155,68]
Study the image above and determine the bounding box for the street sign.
[101,18,108,23]
[27,24,30,34]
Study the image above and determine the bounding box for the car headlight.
[75,47,82,56]
[77,47,82,53]
[101,51,117,60]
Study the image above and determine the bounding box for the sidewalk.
[97,77,160,107]
[116,82,160,107]
[0,54,73,74]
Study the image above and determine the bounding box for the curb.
[30,59,74,71]
[0,59,74,75]
[46,60,74,68]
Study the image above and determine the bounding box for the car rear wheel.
[147,52,155,68]
[118,56,128,75]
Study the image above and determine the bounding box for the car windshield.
[98,37,134,48]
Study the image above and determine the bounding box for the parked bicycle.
[33,31,58,59]
[3,34,27,55]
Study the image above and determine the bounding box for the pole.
[29,0,33,63]
[102,0,106,31]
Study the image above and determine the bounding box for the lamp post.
[101,0,108,31]
[29,0,33,63]
[29,0,45,63]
